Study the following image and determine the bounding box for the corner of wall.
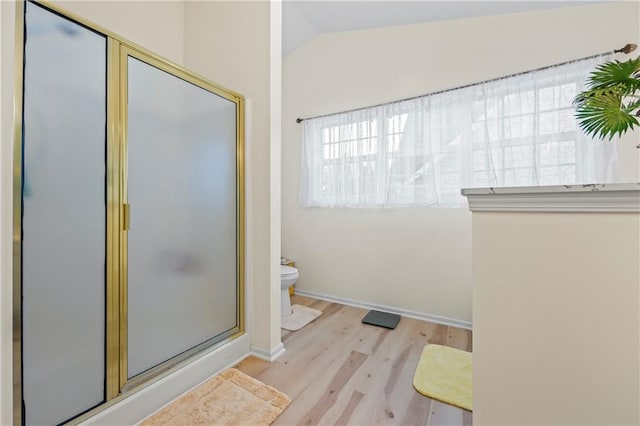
[269,0,283,353]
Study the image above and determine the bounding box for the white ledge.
[461,183,640,213]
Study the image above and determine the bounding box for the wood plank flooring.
[235,295,472,426]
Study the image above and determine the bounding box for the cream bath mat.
[140,368,290,425]
[281,304,321,331]
[413,344,472,411]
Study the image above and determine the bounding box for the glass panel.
[22,2,106,424]
[127,57,238,378]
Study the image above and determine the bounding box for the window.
[300,55,619,208]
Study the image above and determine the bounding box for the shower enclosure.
[15,1,245,424]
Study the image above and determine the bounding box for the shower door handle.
[123,203,130,231]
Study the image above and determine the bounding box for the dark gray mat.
[362,310,401,329]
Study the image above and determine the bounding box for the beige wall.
[183,1,282,355]
[282,2,640,325]
[472,211,640,425]
[56,1,184,64]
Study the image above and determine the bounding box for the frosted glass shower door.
[21,2,106,424]
[126,54,239,378]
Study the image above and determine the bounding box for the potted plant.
[574,43,640,142]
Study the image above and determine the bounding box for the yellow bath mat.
[413,344,472,411]
[140,368,290,425]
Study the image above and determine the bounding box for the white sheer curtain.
[300,55,619,208]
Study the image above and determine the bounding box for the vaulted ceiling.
[283,1,610,56]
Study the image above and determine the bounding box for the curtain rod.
[295,43,636,124]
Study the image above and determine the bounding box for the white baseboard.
[82,334,251,425]
[250,342,286,362]
[294,289,472,330]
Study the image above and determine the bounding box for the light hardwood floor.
[235,295,472,426]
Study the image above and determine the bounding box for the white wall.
[183,1,282,357]
[472,209,639,425]
[282,2,640,326]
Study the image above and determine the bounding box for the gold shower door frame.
[116,44,246,393]
[13,1,246,424]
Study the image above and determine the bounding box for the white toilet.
[280,265,299,317]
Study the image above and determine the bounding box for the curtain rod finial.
[296,118,304,123]
[614,43,637,54]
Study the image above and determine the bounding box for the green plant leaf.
[576,102,640,140]
[574,57,640,140]
[622,98,640,112]
[573,87,624,107]
[583,58,640,95]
